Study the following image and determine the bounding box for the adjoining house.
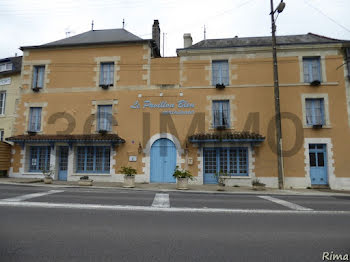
[0,55,22,175]
[6,20,350,190]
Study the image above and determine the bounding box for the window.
[28,107,42,132]
[303,57,321,83]
[29,146,50,172]
[0,130,4,141]
[212,100,230,128]
[32,65,45,89]
[305,98,325,126]
[97,105,112,131]
[76,146,110,173]
[0,92,5,115]
[100,63,114,86]
[0,62,12,72]
[204,148,248,176]
[212,60,229,86]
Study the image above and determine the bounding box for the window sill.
[23,172,43,176]
[303,125,332,129]
[72,173,111,176]
[222,176,251,179]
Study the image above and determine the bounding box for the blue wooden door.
[150,139,176,183]
[309,144,328,185]
[58,146,68,181]
[203,148,218,184]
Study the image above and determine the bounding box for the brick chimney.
[184,33,192,48]
[152,20,160,50]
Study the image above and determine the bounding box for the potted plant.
[42,166,54,184]
[173,166,193,190]
[98,129,108,135]
[252,178,266,191]
[78,175,93,186]
[120,166,137,188]
[214,171,226,191]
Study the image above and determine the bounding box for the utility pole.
[270,0,285,189]
[91,20,94,30]
[163,32,165,57]
[204,25,206,40]
[122,19,125,29]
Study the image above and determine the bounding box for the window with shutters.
[99,62,114,86]
[28,107,42,132]
[305,98,325,126]
[212,100,230,128]
[97,105,112,131]
[212,60,229,86]
[303,57,321,83]
[32,65,45,89]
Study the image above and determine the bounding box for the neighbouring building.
[6,20,350,190]
[0,56,22,174]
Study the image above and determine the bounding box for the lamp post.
[270,0,285,189]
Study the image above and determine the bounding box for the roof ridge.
[307,32,342,41]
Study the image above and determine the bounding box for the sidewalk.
[0,177,349,196]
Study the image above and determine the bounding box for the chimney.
[184,33,192,48]
[152,20,160,50]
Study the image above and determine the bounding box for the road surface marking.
[2,190,64,202]
[152,193,170,208]
[259,195,313,211]
[0,200,348,215]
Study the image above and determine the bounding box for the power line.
[303,0,350,34]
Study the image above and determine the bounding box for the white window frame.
[0,91,6,115]
[0,62,12,72]
[301,94,331,128]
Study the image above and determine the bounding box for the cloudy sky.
[0,0,349,58]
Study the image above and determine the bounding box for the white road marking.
[2,190,64,202]
[152,193,170,208]
[259,195,313,211]
[0,200,348,215]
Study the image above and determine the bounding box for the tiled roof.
[0,56,22,76]
[6,134,126,144]
[178,33,349,52]
[188,131,265,142]
[21,29,147,50]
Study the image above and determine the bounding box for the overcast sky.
[0,0,349,58]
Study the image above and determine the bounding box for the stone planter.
[176,177,189,190]
[252,185,266,191]
[79,180,93,186]
[123,175,135,188]
[44,177,53,184]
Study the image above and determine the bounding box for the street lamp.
[270,0,285,189]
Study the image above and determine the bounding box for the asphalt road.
[0,184,349,262]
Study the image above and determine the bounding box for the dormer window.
[0,62,12,72]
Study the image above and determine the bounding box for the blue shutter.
[98,105,112,131]
[100,64,105,85]
[32,67,38,88]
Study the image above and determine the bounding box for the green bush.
[119,166,137,177]
[173,166,194,180]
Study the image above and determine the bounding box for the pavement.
[0,176,349,196]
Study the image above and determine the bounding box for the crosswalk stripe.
[2,190,64,202]
[259,195,313,211]
[152,193,170,208]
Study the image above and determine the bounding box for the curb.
[0,181,349,197]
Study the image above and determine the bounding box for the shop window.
[212,60,229,86]
[303,57,321,83]
[204,148,248,176]
[97,105,112,131]
[100,62,114,86]
[32,65,45,89]
[212,100,230,128]
[76,146,110,173]
[305,98,325,126]
[29,146,50,172]
[28,107,42,132]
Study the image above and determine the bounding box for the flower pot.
[123,175,135,188]
[79,179,93,186]
[44,177,53,184]
[176,177,189,190]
